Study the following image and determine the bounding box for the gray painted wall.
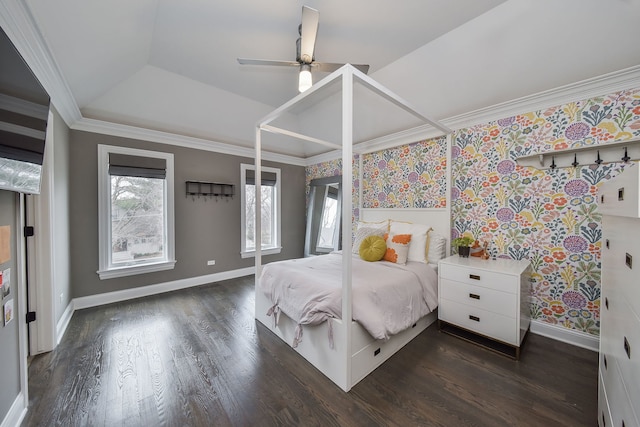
[69,131,306,298]
[0,191,19,421]
[51,107,71,322]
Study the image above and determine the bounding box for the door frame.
[25,110,57,355]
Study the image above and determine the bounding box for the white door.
[24,193,56,355]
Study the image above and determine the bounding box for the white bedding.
[259,253,438,344]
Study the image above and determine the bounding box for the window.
[97,145,175,279]
[241,164,281,258]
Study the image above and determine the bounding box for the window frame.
[97,144,176,279]
[240,163,281,258]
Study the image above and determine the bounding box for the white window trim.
[240,163,281,258]
[97,144,176,280]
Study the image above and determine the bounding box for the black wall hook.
[622,147,630,162]
[595,150,603,165]
[571,153,579,168]
[550,156,556,170]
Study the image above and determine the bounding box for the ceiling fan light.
[298,64,312,92]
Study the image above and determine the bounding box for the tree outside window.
[241,164,281,258]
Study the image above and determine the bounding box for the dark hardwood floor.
[22,276,597,426]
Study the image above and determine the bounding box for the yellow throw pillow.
[359,235,387,262]
[383,233,412,265]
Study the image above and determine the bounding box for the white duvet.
[259,253,438,343]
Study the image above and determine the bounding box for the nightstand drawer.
[439,299,518,345]
[440,278,517,318]
[440,263,516,294]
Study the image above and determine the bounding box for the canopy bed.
[253,64,452,391]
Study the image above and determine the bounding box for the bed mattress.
[259,252,438,345]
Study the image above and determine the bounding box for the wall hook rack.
[515,137,640,170]
[186,181,234,200]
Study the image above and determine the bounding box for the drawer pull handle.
[604,354,607,369]
[624,337,631,359]
[626,253,632,269]
[374,348,381,356]
[606,239,609,249]
[469,293,480,300]
[605,297,609,310]
[618,187,624,201]
[469,274,481,280]
[469,315,480,322]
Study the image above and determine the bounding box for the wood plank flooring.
[22,276,598,426]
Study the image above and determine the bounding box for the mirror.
[305,176,342,256]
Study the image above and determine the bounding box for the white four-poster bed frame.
[254,65,452,391]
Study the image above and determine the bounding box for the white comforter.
[259,253,438,343]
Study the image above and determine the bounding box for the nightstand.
[438,255,531,359]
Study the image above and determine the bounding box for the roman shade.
[109,153,167,179]
[0,97,48,166]
[245,169,277,186]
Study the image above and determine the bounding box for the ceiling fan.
[237,6,370,92]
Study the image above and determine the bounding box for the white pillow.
[427,232,447,264]
[389,220,432,263]
[352,227,386,254]
[357,219,388,231]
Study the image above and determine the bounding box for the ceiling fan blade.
[237,58,300,67]
[299,6,319,63]
[314,62,370,74]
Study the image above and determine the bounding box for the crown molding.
[0,0,81,126]
[72,118,307,166]
[443,65,640,131]
[304,126,446,165]
[304,150,342,165]
[355,126,446,155]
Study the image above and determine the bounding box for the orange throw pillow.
[383,233,412,265]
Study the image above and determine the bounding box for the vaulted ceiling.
[4,0,640,161]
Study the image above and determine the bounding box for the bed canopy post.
[254,125,262,286]
[445,133,453,256]
[341,67,354,390]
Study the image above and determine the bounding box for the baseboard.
[0,391,27,427]
[73,267,255,310]
[56,301,74,344]
[529,320,599,352]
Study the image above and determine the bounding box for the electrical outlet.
[207,260,216,266]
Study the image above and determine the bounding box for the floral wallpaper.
[362,137,447,208]
[305,88,640,337]
[305,137,446,237]
[452,88,640,335]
